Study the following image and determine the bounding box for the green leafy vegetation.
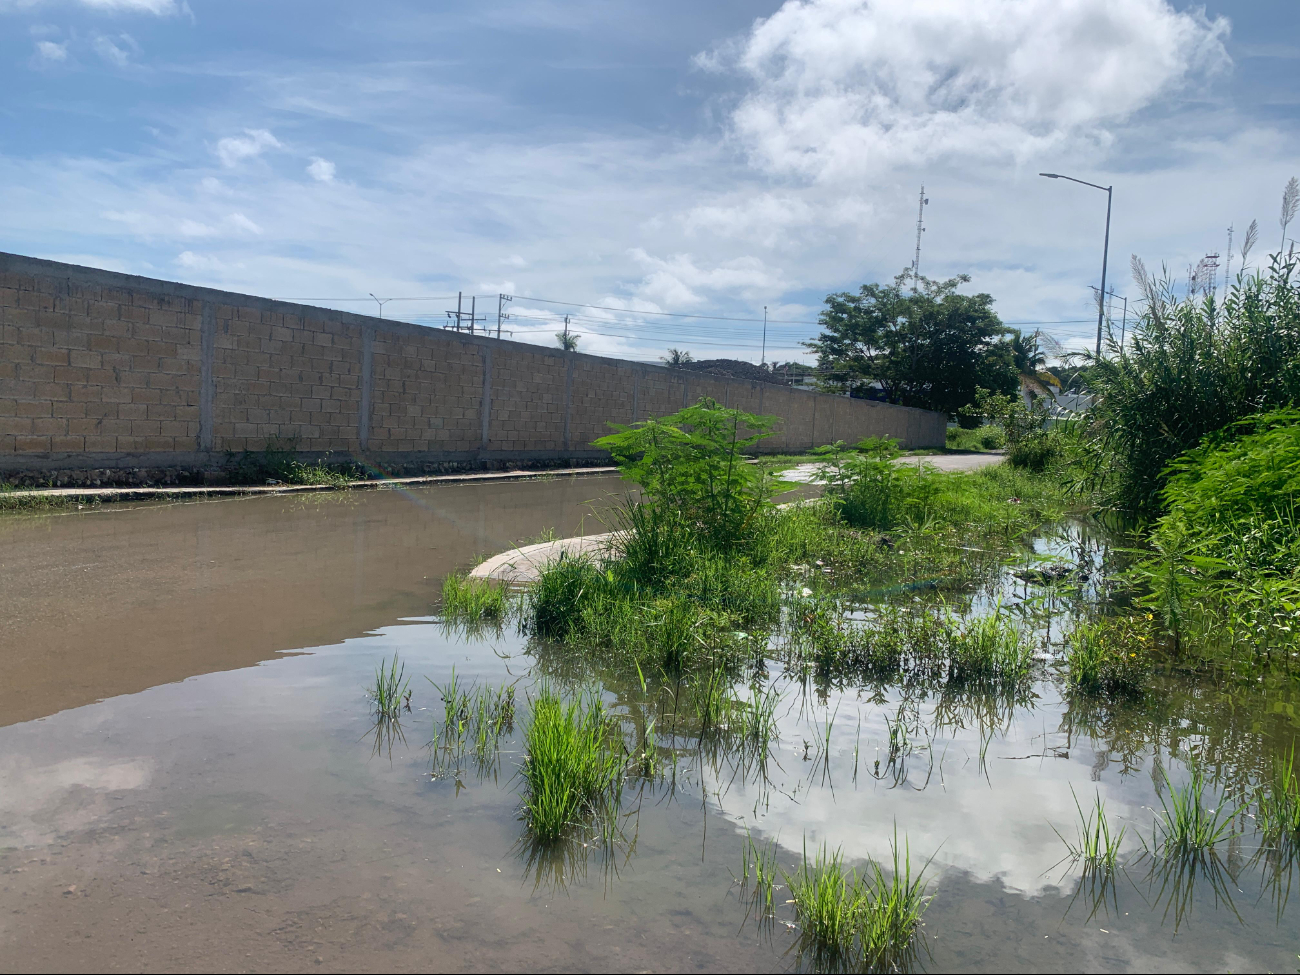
[945,423,1005,452]
[1081,255,1300,520]
[1151,768,1238,856]
[1055,789,1126,869]
[369,655,411,720]
[1065,616,1154,697]
[807,270,1018,416]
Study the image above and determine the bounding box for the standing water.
[1,476,1297,972]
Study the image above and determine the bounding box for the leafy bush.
[964,387,1069,473]
[1161,412,1300,576]
[813,437,902,530]
[946,423,1006,451]
[1080,255,1300,519]
[594,398,781,552]
[1065,616,1154,697]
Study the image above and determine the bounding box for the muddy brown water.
[1,476,1299,973]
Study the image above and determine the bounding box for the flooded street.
[2,478,1299,972]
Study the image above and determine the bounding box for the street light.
[1040,173,1112,357]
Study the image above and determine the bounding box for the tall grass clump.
[1151,768,1238,856]
[1065,616,1154,697]
[1080,252,1300,520]
[785,834,932,972]
[1055,789,1126,869]
[1257,746,1300,840]
[369,655,410,719]
[440,572,508,622]
[521,687,625,841]
[944,609,1035,688]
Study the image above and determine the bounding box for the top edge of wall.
[0,250,946,419]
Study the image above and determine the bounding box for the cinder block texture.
[0,252,947,471]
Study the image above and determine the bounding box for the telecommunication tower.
[911,185,929,293]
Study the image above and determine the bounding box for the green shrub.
[1080,254,1300,519]
[946,424,1006,451]
[1065,616,1154,696]
[594,398,781,553]
[1160,412,1300,577]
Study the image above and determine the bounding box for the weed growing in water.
[784,833,932,973]
[1055,788,1126,869]
[440,572,508,622]
[1065,616,1154,697]
[521,687,625,842]
[735,831,781,930]
[1151,768,1238,856]
[945,609,1034,688]
[1257,745,1300,840]
[427,670,517,778]
[370,655,411,720]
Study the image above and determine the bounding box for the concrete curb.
[0,466,620,504]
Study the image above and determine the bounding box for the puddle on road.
[1,478,1298,972]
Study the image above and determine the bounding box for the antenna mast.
[1224,226,1234,284]
[911,185,929,293]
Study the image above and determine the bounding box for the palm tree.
[661,348,694,367]
[1009,329,1060,400]
[555,331,579,351]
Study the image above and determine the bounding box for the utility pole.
[1119,294,1128,352]
[1039,173,1112,357]
[497,293,512,339]
[444,291,485,333]
[761,306,767,367]
[911,185,928,293]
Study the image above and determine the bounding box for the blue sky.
[1,0,1297,363]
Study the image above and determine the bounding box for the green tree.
[806,271,1017,417]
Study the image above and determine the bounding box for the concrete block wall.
[0,252,948,474]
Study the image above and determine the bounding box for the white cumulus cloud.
[629,248,780,307]
[33,39,65,61]
[215,128,281,168]
[306,157,336,182]
[712,0,1231,183]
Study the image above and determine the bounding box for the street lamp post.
[1040,173,1112,357]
